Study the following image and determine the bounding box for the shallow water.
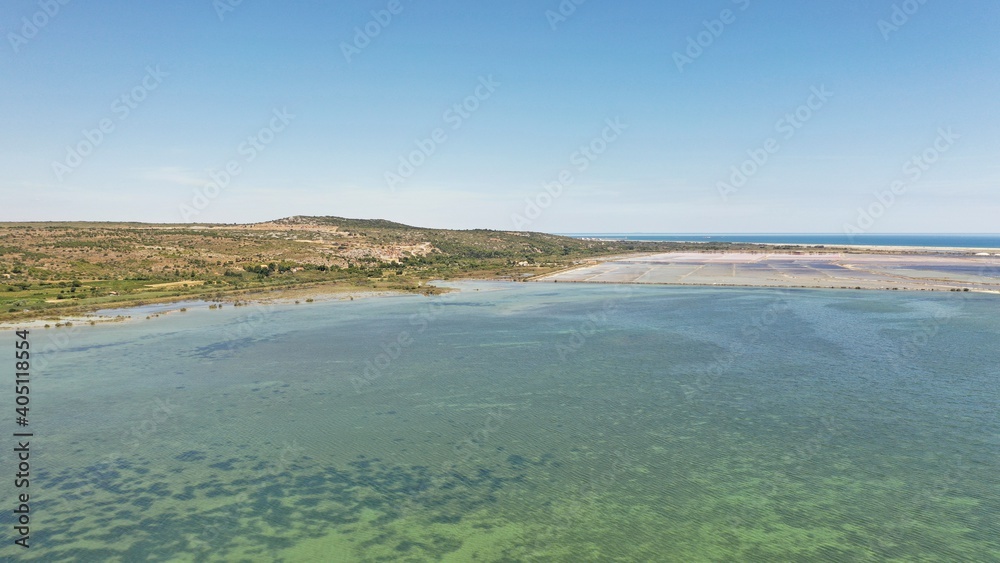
[2,282,998,561]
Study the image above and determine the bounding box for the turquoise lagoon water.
[1,282,998,561]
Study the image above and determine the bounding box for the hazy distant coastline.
[564,233,1000,251]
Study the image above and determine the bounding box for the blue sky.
[2,0,998,232]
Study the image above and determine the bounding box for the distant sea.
[563,233,1000,249]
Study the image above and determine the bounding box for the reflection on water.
[2,283,998,561]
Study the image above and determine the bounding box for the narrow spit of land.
[2,216,998,325]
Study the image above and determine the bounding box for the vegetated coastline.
[1,215,993,325]
[0,216,706,324]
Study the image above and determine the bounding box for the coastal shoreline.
[0,283,436,331]
[4,245,999,329]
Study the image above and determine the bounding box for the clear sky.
[3,0,998,233]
